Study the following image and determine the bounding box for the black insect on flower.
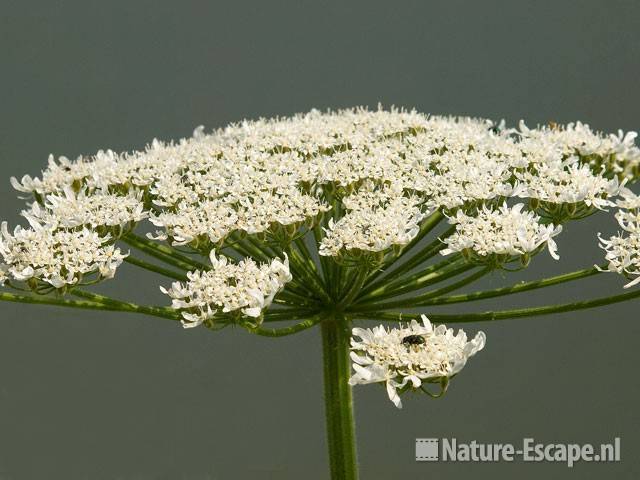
[402,334,426,348]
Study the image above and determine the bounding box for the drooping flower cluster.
[160,251,292,328]
[349,315,486,408]
[597,188,640,288]
[1,106,639,302]
[441,203,562,266]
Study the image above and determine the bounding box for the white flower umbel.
[235,187,330,235]
[22,187,147,232]
[616,186,640,210]
[4,106,640,480]
[0,222,126,290]
[319,183,428,258]
[150,188,329,248]
[349,315,485,408]
[518,121,640,180]
[6,108,640,271]
[515,162,622,214]
[160,251,292,328]
[149,199,240,247]
[598,200,640,288]
[10,143,184,195]
[442,203,562,266]
[10,153,107,196]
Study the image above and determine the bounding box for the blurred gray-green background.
[1,1,639,478]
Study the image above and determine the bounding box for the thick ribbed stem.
[321,315,358,480]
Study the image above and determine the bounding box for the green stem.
[338,269,368,309]
[276,288,322,308]
[248,315,323,337]
[287,241,328,298]
[356,259,471,303]
[421,265,603,306]
[364,209,444,286]
[286,246,333,303]
[322,194,341,299]
[352,287,640,324]
[0,291,119,312]
[313,222,332,285]
[71,289,181,321]
[295,236,322,278]
[124,255,188,281]
[262,307,321,323]
[321,315,359,480]
[359,224,457,296]
[239,235,273,262]
[337,264,349,302]
[0,290,180,321]
[122,233,208,271]
[352,266,491,312]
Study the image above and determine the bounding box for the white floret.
[442,203,562,261]
[349,315,485,408]
[160,251,292,328]
[0,222,126,289]
[22,187,147,231]
[319,184,428,256]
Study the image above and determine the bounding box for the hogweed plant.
[2,107,640,479]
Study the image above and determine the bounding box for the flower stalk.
[352,266,492,312]
[124,255,188,281]
[121,233,208,271]
[419,265,604,306]
[247,314,323,336]
[321,315,359,480]
[0,290,181,321]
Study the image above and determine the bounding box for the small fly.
[402,335,426,348]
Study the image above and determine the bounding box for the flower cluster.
[319,183,428,258]
[349,315,486,408]
[517,121,640,180]
[598,188,640,288]
[22,187,147,232]
[149,186,329,249]
[515,162,622,217]
[1,107,639,301]
[10,146,180,196]
[160,251,292,328]
[0,222,126,290]
[441,203,562,266]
